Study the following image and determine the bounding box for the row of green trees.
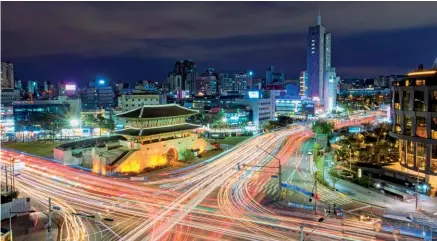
[83,114,115,135]
[263,116,295,130]
[336,123,397,166]
[14,112,115,141]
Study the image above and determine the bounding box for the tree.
[84,114,99,134]
[211,110,227,129]
[329,168,340,191]
[334,148,348,163]
[277,115,293,127]
[103,118,115,131]
[180,149,196,164]
[312,119,334,135]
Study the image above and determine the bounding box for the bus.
[375,213,436,241]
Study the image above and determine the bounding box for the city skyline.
[1,2,437,85]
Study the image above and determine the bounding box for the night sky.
[2,2,437,86]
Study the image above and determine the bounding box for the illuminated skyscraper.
[305,12,331,102]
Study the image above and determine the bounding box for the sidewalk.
[1,211,58,241]
[1,196,60,241]
[324,167,437,215]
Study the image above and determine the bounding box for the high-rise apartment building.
[168,60,196,94]
[306,13,331,102]
[15,80,23,91]
[81,79,114,110]
[27,80,39,95]
[265,66,284,84]
[299,71,308,96]
[234,72,252,92]
[1,62,15,89]
[196,68,218,95]
[218,73,235,93]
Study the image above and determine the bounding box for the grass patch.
[2,141,62,157]
[214,136,251,146]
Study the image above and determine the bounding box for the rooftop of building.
[406,69,437,78]
[114,123,200,137]
[122,91,162,96]
[116,103,198,119]
[1,88,19,93]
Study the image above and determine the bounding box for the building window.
[406,141,415,167]
[404,115,412,136]
[432,145,437,173]
[399,140,406,165]
[394,91,400,110]
[432,118,437,139]
[429,90,437,112]
[416,116,427,138]
[395,114,401,133]
[414,91,425,112]
[416,142,426,170]
[402,91,411,110]
[415,79,425,86]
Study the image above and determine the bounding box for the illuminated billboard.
[248,91,260,99]
[65,84,76,91]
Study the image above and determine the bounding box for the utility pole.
[348,145,352,175]
[9,208,12,241]
[416,169,420,210]
[11,157,15,192]
[5,163,9,192]
[415,193,419,210]
[47,197,52,241]
[256,145,282,202]
[314,178,318,214]
[300,224,304,241]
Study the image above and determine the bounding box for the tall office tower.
[306,12,331,102]
[168,60,196,94]
[1,62,15,89]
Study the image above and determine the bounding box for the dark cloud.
[1,1,437,82]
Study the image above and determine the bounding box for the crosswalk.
[246,181,353,206]
[247,181,280,196]
[318,188,352,206]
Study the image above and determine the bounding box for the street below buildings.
[1,112,430,241]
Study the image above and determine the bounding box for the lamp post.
[70,119,80,138]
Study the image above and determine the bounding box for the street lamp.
[70,119,79,127]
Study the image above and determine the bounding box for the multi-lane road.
[1,113,418,241]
